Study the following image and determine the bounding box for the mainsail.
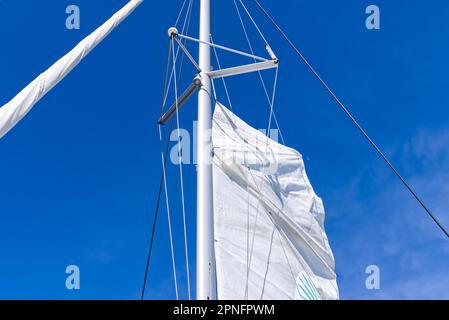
[0,0,143,139]
[212,103,339,300]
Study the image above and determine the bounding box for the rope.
[171,37,192,300]
[174,0,188,28]
[210,56,291,300]
[267,66,278,139]
[140,119,174,300]
[161,40,173,114]
[159,124,179,299]
[252,0,449,238]
[260,225,276,300]
[141,1,193,300]
[141,35,175,300]
[163,0,194,109]
[209,2,288,298]
[238,0,269,45]
[175,0,194,85]
[174,36,201,72]
[246,167,299,300]
[210,35,233,110]
[177,33,269,62]
[234,0,285,144]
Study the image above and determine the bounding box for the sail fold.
[0,0,143,139]
[212,103,339,300]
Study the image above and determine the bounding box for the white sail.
[212,102,339,300]
[0,0,143,139]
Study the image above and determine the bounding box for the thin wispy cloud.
[329,127,449,299]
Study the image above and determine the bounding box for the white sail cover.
[0,0,143,139]
[213,103,339,300]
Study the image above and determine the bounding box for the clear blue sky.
[0,0,448,300]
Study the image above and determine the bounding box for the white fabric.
[0,0,143,139]
[212,103,339,300]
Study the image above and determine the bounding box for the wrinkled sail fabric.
[212,103,339,300]
[0,0,143,139]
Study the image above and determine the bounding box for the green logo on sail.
[295,272,322,300]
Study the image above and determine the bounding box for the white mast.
[196,0,216,300]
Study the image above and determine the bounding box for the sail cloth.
[212,103,339,300]
[0,0,143,139]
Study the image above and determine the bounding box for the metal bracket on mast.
[158,76,202,125]
[172,31,279,80]
[207,59,278,79]
[177,33,269,62]
[160,27,279,126]
[157,28,204,125]
[169,27,202,72]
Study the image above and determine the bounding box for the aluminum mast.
[196,0,216,300]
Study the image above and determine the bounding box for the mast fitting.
[168,27,179,38]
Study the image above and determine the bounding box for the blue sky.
[0,0,448,300]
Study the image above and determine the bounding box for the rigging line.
[245,198,261,300]
[210,35,233,110]
[244,167,251,300]
[174,37,201,72]
[242,142,331,297]
[238,139,274,299]
[142,36,180,299]
[233,0,285,145]
[210,74,218,101]
[161,40,173,115]
[238,0,268,45]
[171,38,192,300]
[159,124,180,299]
[253,0,449,238]
[142,3,193,299]
[141,3,193,297]
[163,0,194,108]
[260,225,276,300]
[177,33,269,62]
[211,0,214,36]
[158,36,185,301]
[176,0,194,84]
[263,196,318,300]
[266,65,279,139]
[245,166,299,299]
[271,209,325,297]
[275,230,299,293]
[174,0,188,28]
[141,119,175,300]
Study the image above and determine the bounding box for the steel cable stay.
[249,0,449,238]
[139,0,449,303]
[173,0,189,28]
[141,0,194,300]
[162,0,195,112]
[210,35,233,110]
[171,36,192,300]
[159,122,179,300]
[208,1,288,300]
[144,46,184,301]
[141,38,175,300]
[210,48,289,302]
[175,0,195,86]
[140,119,174,300]
[141,35,175,296]
[233,0,285,144]
[154,50,181,300]
[237,0,269,46]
